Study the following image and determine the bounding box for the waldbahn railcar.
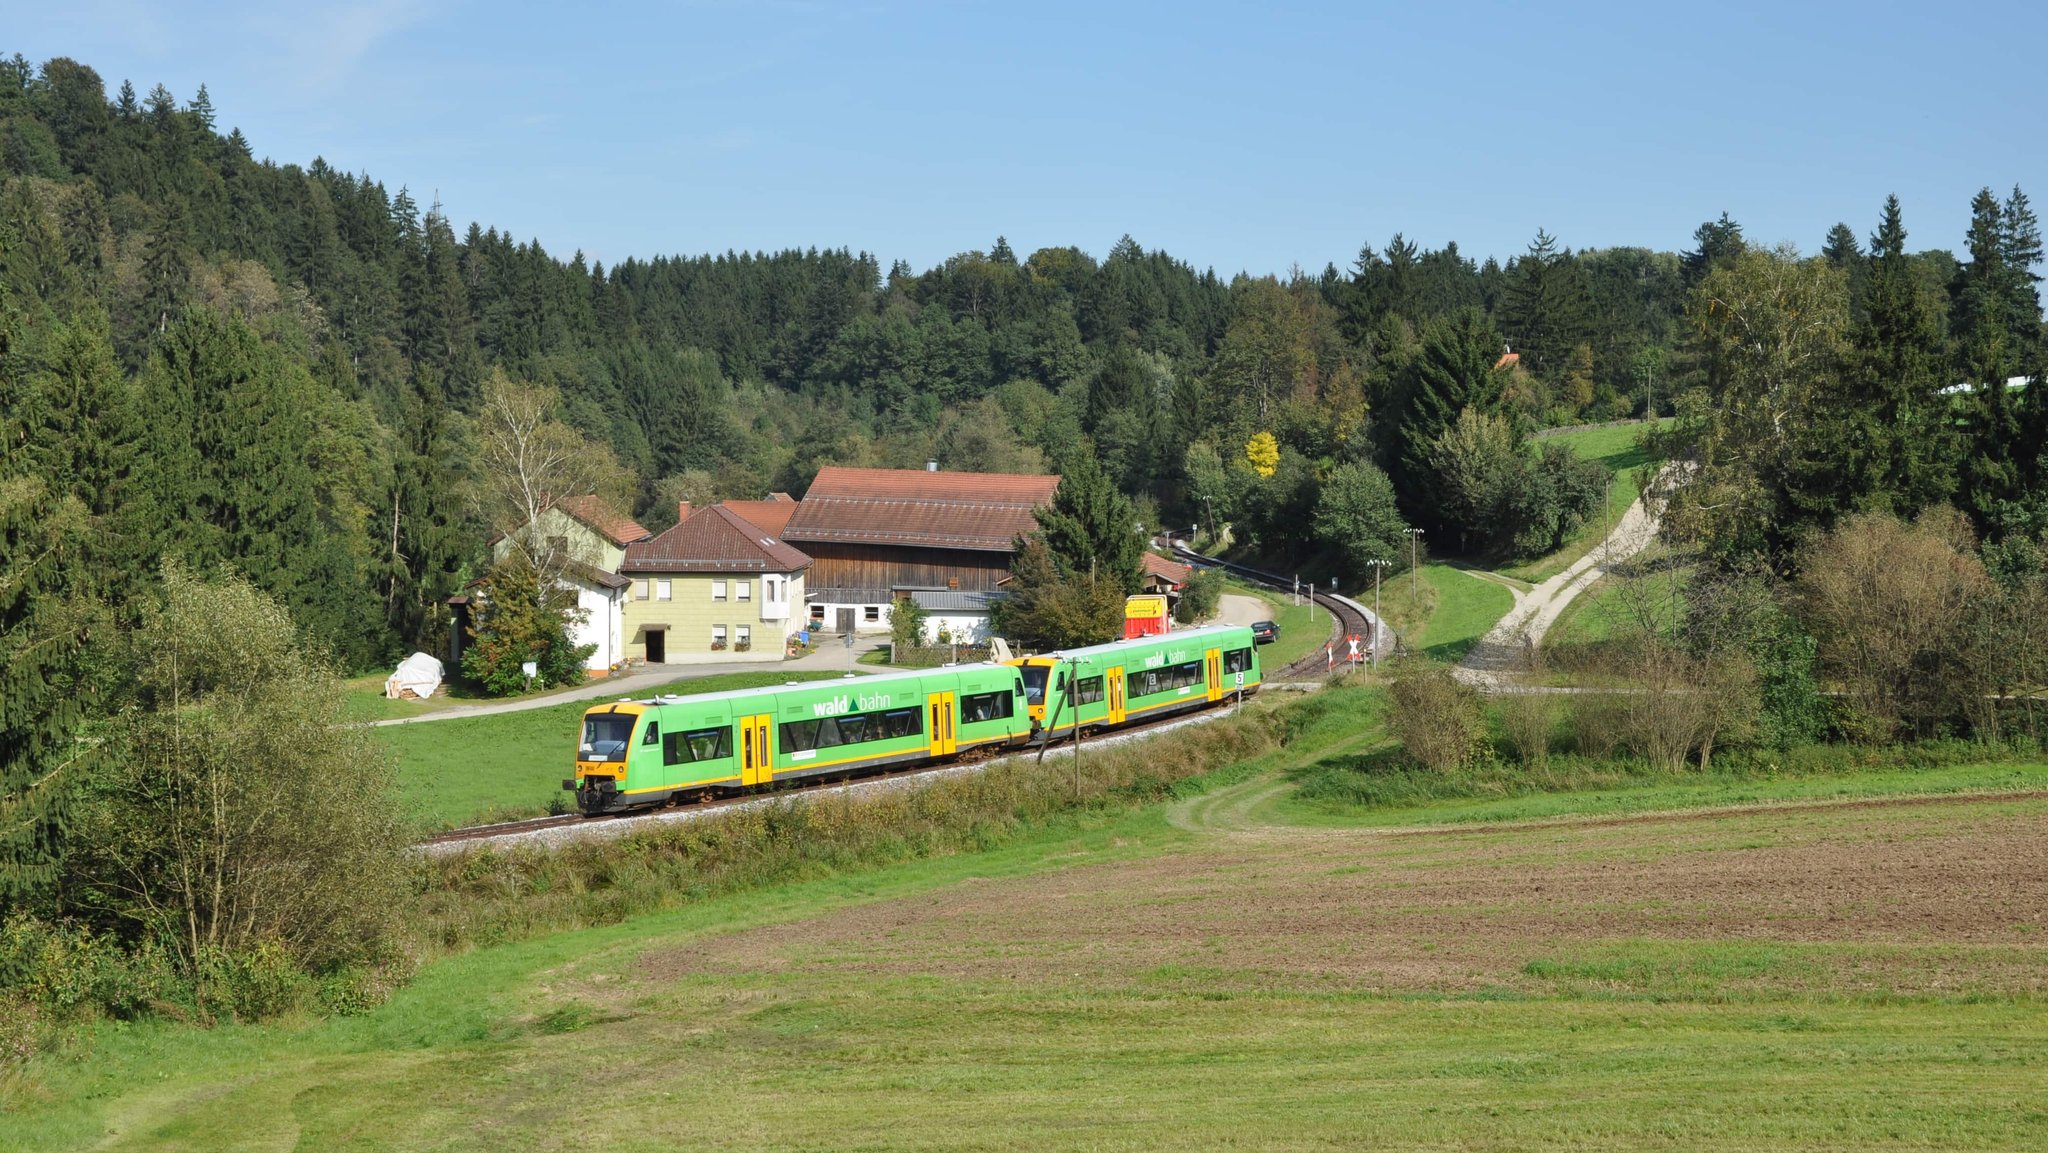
[1009,624,1260,741]
[566,663,1032,814]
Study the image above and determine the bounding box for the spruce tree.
[0,244,93,910]
[1033,454,1144,595]
[1832,196,1953,518]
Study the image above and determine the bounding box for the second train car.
[1009,623,1260,741]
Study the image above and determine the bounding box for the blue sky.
[10,1,2046,277]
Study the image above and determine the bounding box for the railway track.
[421,705,1238,852]
[1172,545,1386,679]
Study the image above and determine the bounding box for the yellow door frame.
[927,692,957,757]
[740,713,774,786]
[1107,666,1126,724]
[1206,648,1223,702]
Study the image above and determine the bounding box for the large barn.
[782,465,1059,637]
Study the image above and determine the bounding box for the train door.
[1106,667,1126,725]
[926,692,957,757]
[739,714,774,786]
[1205,648,1223,702]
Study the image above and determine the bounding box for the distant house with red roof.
[1140,552,1192,597]
[783,465,1060,638]
[617,504,813,663]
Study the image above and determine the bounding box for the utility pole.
[1364,558,1389,669]
[1406,528,1424,605]
[1070,656,1082,799]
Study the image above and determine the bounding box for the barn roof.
[718,495,800,539]
[784,466,1060,553]
[622,504,812,574]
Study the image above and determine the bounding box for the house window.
[711,625,728,651]
[712,579,728,601]
[737,580,751,601]
[736,625,752,652]
[863,605,881,623]
[809,603,826,623]
[633,580,649,601]
[655,579,672,601]
[764,577,779,602]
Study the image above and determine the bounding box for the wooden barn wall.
[803,543,1013,591]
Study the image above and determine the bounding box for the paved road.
[368,637,884,727]
[1454,469,1669,691]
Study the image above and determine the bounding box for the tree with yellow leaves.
[1244,431,1279,478]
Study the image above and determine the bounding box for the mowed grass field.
[12,687,2044,1151]
[378,669,855,827]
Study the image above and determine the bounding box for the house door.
[1106,667,1126,725]
[926,692,957,757]
[645,628,666,664]
[739,714,774,786]
[836,608,857,636]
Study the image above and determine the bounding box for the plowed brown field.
[650,791,2048,999]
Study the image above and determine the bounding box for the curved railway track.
[1172,545,1385,679]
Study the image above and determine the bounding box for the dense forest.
[6,53,2041,672]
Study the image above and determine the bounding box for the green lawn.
[1406,563,1514,660]
[376,669,856,827]
[1503,420,1668,584]
[1544,551,1692,650]
[9,683,2048,1151]
[1222,578,1327,671]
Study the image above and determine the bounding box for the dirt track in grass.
[643,791,2048,999]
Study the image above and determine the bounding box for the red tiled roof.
[1495,351,1521,370]
[1142,552,1192,586]
[621,504,812,574]
[784,466,1061,553]
[556,494,651,546]
[719,498,799,539]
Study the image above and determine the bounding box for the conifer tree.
[0,243,93,910]
[1032,454,1144,595]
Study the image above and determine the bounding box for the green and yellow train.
[566,624,1260,815]
[1011,623,1260,738]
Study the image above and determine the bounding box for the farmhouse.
[782,465,1059,639]
[618,503,812,663]
[472,494,650,674]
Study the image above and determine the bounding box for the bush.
[1174,567,1225,624]
[1386,661,1483,771]
[1498,692,1561,769]
[65,567,411,998]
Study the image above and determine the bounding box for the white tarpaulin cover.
[385,652,444,700]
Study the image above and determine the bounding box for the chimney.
[677,501,693,522]
[926,459,939,472]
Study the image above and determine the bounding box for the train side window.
[1224,648,1252,674]
[780,719,821,752]
[1074,676,1105,705]
[665,726,734,765]
[961,690,1013,723]
[642,720,660,745]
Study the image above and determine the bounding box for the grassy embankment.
[376,669,855,827]
[11,683,2046,1150]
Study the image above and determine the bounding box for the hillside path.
[1452,474,1666,691]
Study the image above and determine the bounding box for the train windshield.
[1020,664,1050,706]
[580,714,634,763]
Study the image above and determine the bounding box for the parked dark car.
[1250,620,1279,645]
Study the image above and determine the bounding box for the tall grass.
[417,703,1290,953]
